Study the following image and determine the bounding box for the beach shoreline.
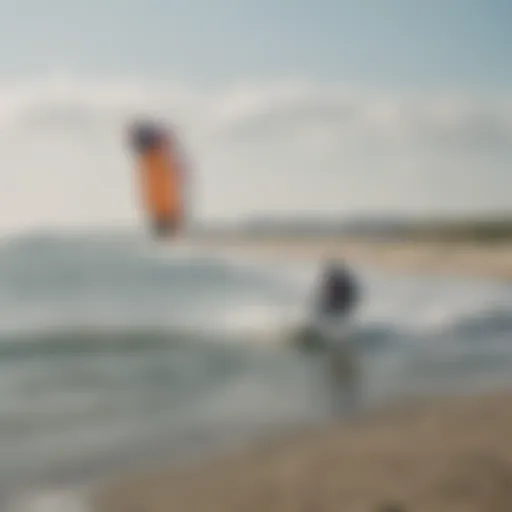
[83,237,512,511]
[191,236,512,281]
[92,388,512,511]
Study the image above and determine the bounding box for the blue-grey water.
[1,231,512,511]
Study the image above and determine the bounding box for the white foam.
[211,301,305,342]
[6,487,90,512]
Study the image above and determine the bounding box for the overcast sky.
[0,0,510,231]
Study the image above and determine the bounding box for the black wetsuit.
[317,265,359,317]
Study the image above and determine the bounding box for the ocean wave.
[0,231,510,495]
[442,308,512,340]
[0,326,251,360]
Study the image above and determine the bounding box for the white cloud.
[0,74,510,233]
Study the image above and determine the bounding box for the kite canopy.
[128,120,186,238]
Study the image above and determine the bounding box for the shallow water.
[0,231,511,509]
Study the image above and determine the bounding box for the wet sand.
[92,390,512,512]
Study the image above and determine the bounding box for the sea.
[1,230,511,511]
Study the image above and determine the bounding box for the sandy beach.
[88,238,512,512]
[195,237,512,281]
[92,390,512,512]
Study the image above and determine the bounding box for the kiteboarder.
[314,259,362,414]
[316,259,360,319]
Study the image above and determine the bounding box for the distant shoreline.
[191,215,512,243]
[191,235,512,281]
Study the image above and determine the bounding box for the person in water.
[314,259,362,414]
[298,259,360,349]
[316,259,360,319]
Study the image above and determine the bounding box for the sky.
[0,0,511,231]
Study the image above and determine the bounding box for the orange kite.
[129,121,187,238]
